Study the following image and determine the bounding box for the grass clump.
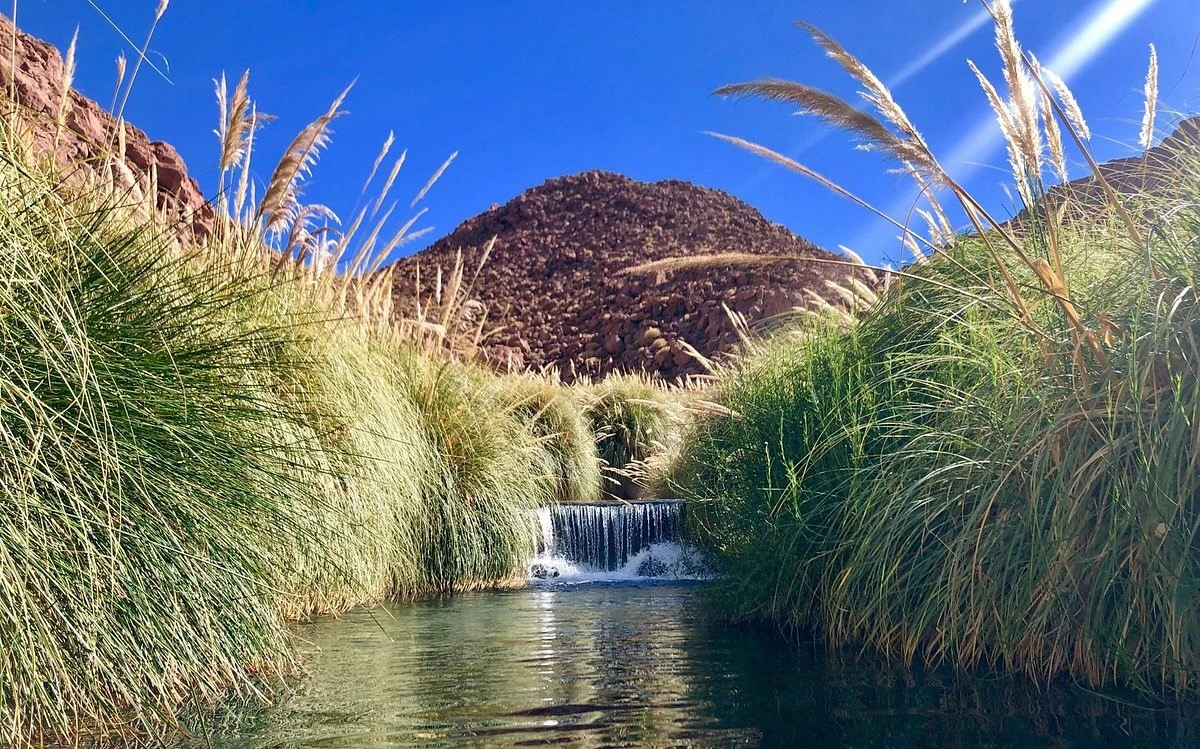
[0,171,313,744]
[259,313,444,617]
[582,374,688,501]
[675,215,1200,695]
[0,147,578,744]
[395,357,552,591]
[672,0,1200,698]
[499,373,603,505]
[0,34,610,744]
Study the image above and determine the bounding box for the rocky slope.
[1043,115,1200,219]
[390,170,864,381]
[0,13,213,235]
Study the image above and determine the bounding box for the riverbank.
[665,4,1200,700]
[0,111,686,743]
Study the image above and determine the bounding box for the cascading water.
[529,501,706,582]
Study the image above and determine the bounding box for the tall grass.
[0,159,310,743]
[672,0,1200,698]
[499,373,603,505]
[583,374,689,501]
[395,356,552,590]
[0,23,609,746]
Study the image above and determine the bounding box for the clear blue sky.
[13,1,1200,267]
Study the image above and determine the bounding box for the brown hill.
[0,13,213,236]
[1044,115,1200,219]
[389,170,862,381]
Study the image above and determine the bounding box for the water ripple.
[193,585,1194,748]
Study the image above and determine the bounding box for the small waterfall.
[535,506,554,555]
[529,501,705,582]
[544,501,682,570]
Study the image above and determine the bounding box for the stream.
[192,502,1195,748]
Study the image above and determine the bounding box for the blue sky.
[13,1,1200,267]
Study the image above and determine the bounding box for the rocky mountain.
[0,13,213,236]
[389,170,865,381]
[1044,115,1200,219]
[7,13,1194,386]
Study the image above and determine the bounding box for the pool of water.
[194,584,1194,748]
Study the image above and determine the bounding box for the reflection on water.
[194,585,1195,748]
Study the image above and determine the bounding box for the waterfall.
[529,501,704,581]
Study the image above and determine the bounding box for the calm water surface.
[196,584,1195,748]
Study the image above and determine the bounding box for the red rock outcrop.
[0,14,213,235]
[390,170,865,381]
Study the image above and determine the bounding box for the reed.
[673,0,1200,698]
[582,374,689,501]
[0,17,609,744]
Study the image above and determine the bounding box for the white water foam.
[528,541,711,585]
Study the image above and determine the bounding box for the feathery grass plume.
[362,130,395,196]
[845,276,878,307]
[51,27,77,152]
[373,148,406,216]
[113,0,170,123]
[282,202,339,264]
[1029,56,1069,182]
[110,52,126,113]
[706,131,940,257]
[352,205,428,276]
[232,104,263,222]
[326,138,401,269]
[255,83,351,237]
[839,244,882,285]
[795,21,935,166]
[914,206,950,249]
[214,70,272,220]
[1027,57,1146,257]
[801,287,857,327]
[987,0,1042,188]
[711,11,1111,357]
[903,162,956,241]
[968,59,1030,197]
[900,232,928,264]
[823,279,859,308]
[1140,43,1159,149]
[674,337,719,375]
[410,150,456,209]
[400,242,496,359]
[621,252,791,275]
[1041,67,1090,140]
[716,80,927,169]
[339,146,423,277]
[215,71,252,174]
[838,244,867,267]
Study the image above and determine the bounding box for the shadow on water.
[191,585,1198,748]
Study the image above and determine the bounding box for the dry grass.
[620,252,799,275]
